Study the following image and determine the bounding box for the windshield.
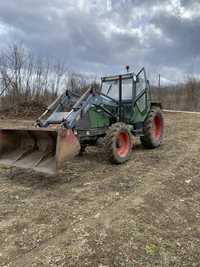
[101,78,133,101]
[122,79,133,100]
[101,80,119,100]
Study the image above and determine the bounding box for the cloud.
[0,0,199,83]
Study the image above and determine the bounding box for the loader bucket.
[0,127,81,175]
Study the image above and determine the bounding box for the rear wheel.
[104,123,132,164]
[140,107,164,148]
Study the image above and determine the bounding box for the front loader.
[0,68,164,175]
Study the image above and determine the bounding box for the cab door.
[132,68,151,124]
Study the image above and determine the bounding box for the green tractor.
[0,67,164,174]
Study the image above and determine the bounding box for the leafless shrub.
[0,43,100,117]
[0,44,97,111]
[0,44,68,108]
[152,78,200,111]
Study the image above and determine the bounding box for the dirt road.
[0,112,200,266]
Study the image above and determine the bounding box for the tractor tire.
[104,123,132,164]
[140,107,164,149]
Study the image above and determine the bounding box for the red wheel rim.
[153,115,161,141]
[116,132,129,157]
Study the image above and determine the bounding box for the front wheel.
[140,107,164,148]
[104,123,132,164]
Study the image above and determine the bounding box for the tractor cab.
[101,68,151,125]
[101,72,135,101]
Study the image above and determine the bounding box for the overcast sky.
[0,0,199,84]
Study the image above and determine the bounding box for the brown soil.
[0,100,46,120]
[0,112,200,266]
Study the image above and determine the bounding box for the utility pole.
[158,74,161,89]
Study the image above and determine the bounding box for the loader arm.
[36,90,78,128]
[36,88,117,130]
